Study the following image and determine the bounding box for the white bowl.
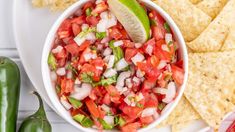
[41,0,188,131]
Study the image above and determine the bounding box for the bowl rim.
[41,0,188,131]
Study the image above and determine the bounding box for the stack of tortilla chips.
[154,0,235,131]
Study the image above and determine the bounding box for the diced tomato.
[121,122,141,132]
[171,65,184,86]
[175,60,183,68]
[65,42,79,55]
[103,93,111,105]
[226,120,235,132]
[80,63,101,81]
[149,10,165,27]
[109,27,123,40]
[90,57,105,69]
[140,116,154,125]
[106,85,120,97]
[120,29,130,39]
[61,78,74,94]
[85,98,100,118]
[105,85,121,104]
[125,48,138,62]
[72,23,81,36]
[82,1,94,11]
[92,2,108,15]
[97,106,106,118]
[142,79,156,90]
[54,47,67,60]
[71,15,86,25]
[123,40,135,48]
[154,48,172,62]
[86,16,100,26]
[146,55,159,67]
[79,47,91,64]
[122,105,142,118]
[151,26,165,41]
[57,19,72,39]
[78,40,92,52]
[70,108,88,117]
[143,93,158,108]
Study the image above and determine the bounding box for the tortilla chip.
[187,45,194,53]
[221,25,235,51]
[153,0,212,42]
[171,121,192,132]
[196,0,228,18]
[189,0,203,4]
[187,0,235,52]
[32,0,76,11]
[158,96,200,127]
[184,51,235,129]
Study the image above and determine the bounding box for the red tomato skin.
[72,23,81,36]
[71,15,86,25]
[82,1,94,11]
[85,98,100,118]
[57,19,72,39]
[140,116,154,125]
[171,65,184,86]
[121,122,141,132]
[151,26,165,41]
[125,48,138,62]
[109,27,123,40]
[103,93,111,105]
[122,105,142,119]
[86,16,100,26]
[65,42,79,55]
[61,78,74,94]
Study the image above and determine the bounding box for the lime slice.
[107,0,150,43]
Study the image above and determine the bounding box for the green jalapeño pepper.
[19,92,52,132]
[0,57,21,132]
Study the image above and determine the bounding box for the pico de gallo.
[48,0,184,131]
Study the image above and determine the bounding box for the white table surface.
[0,0,79,131]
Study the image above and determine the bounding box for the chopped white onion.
[132,76,141,84]
[131,53,145,65]
[153,111,160,119]
[113,40,124,47]
[50,71,57,81]
[157,60,167,69]
[153,87,168,95]
[115,58,129,71]
[101,36,111,43]
[141,108,156,117]
[70,83,92,100]
[60,97,72,110]
[81,24,89,31]
[84,53,93,61]
[97,19,108,32]
[67,70,73,79]
[107,55,115,68]
[74,78,81,85]
[52,45,63,54]
[124,92,135,106]
[101,104,111,113]
[74,36,86,46]
[116,71,131,87]
[146,45,153,55]
[104,116,114,125]
[95,0,103,4]
[97,44,103,50]
[161,44,170,52]
[103,55,110,63]
[86,32,96,41]
[103,47,112,56]
[96,66,103,70]
[56,67,66,76]
[125,78,133,88]
[106,12,117,28]
[135,43,143,49]
[165,33,173,44]
[136,93,144,102]
[103,68,117,78]
[162,82,176,103]
[136,69,145,78]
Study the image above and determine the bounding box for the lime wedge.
[107,0,150,43]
